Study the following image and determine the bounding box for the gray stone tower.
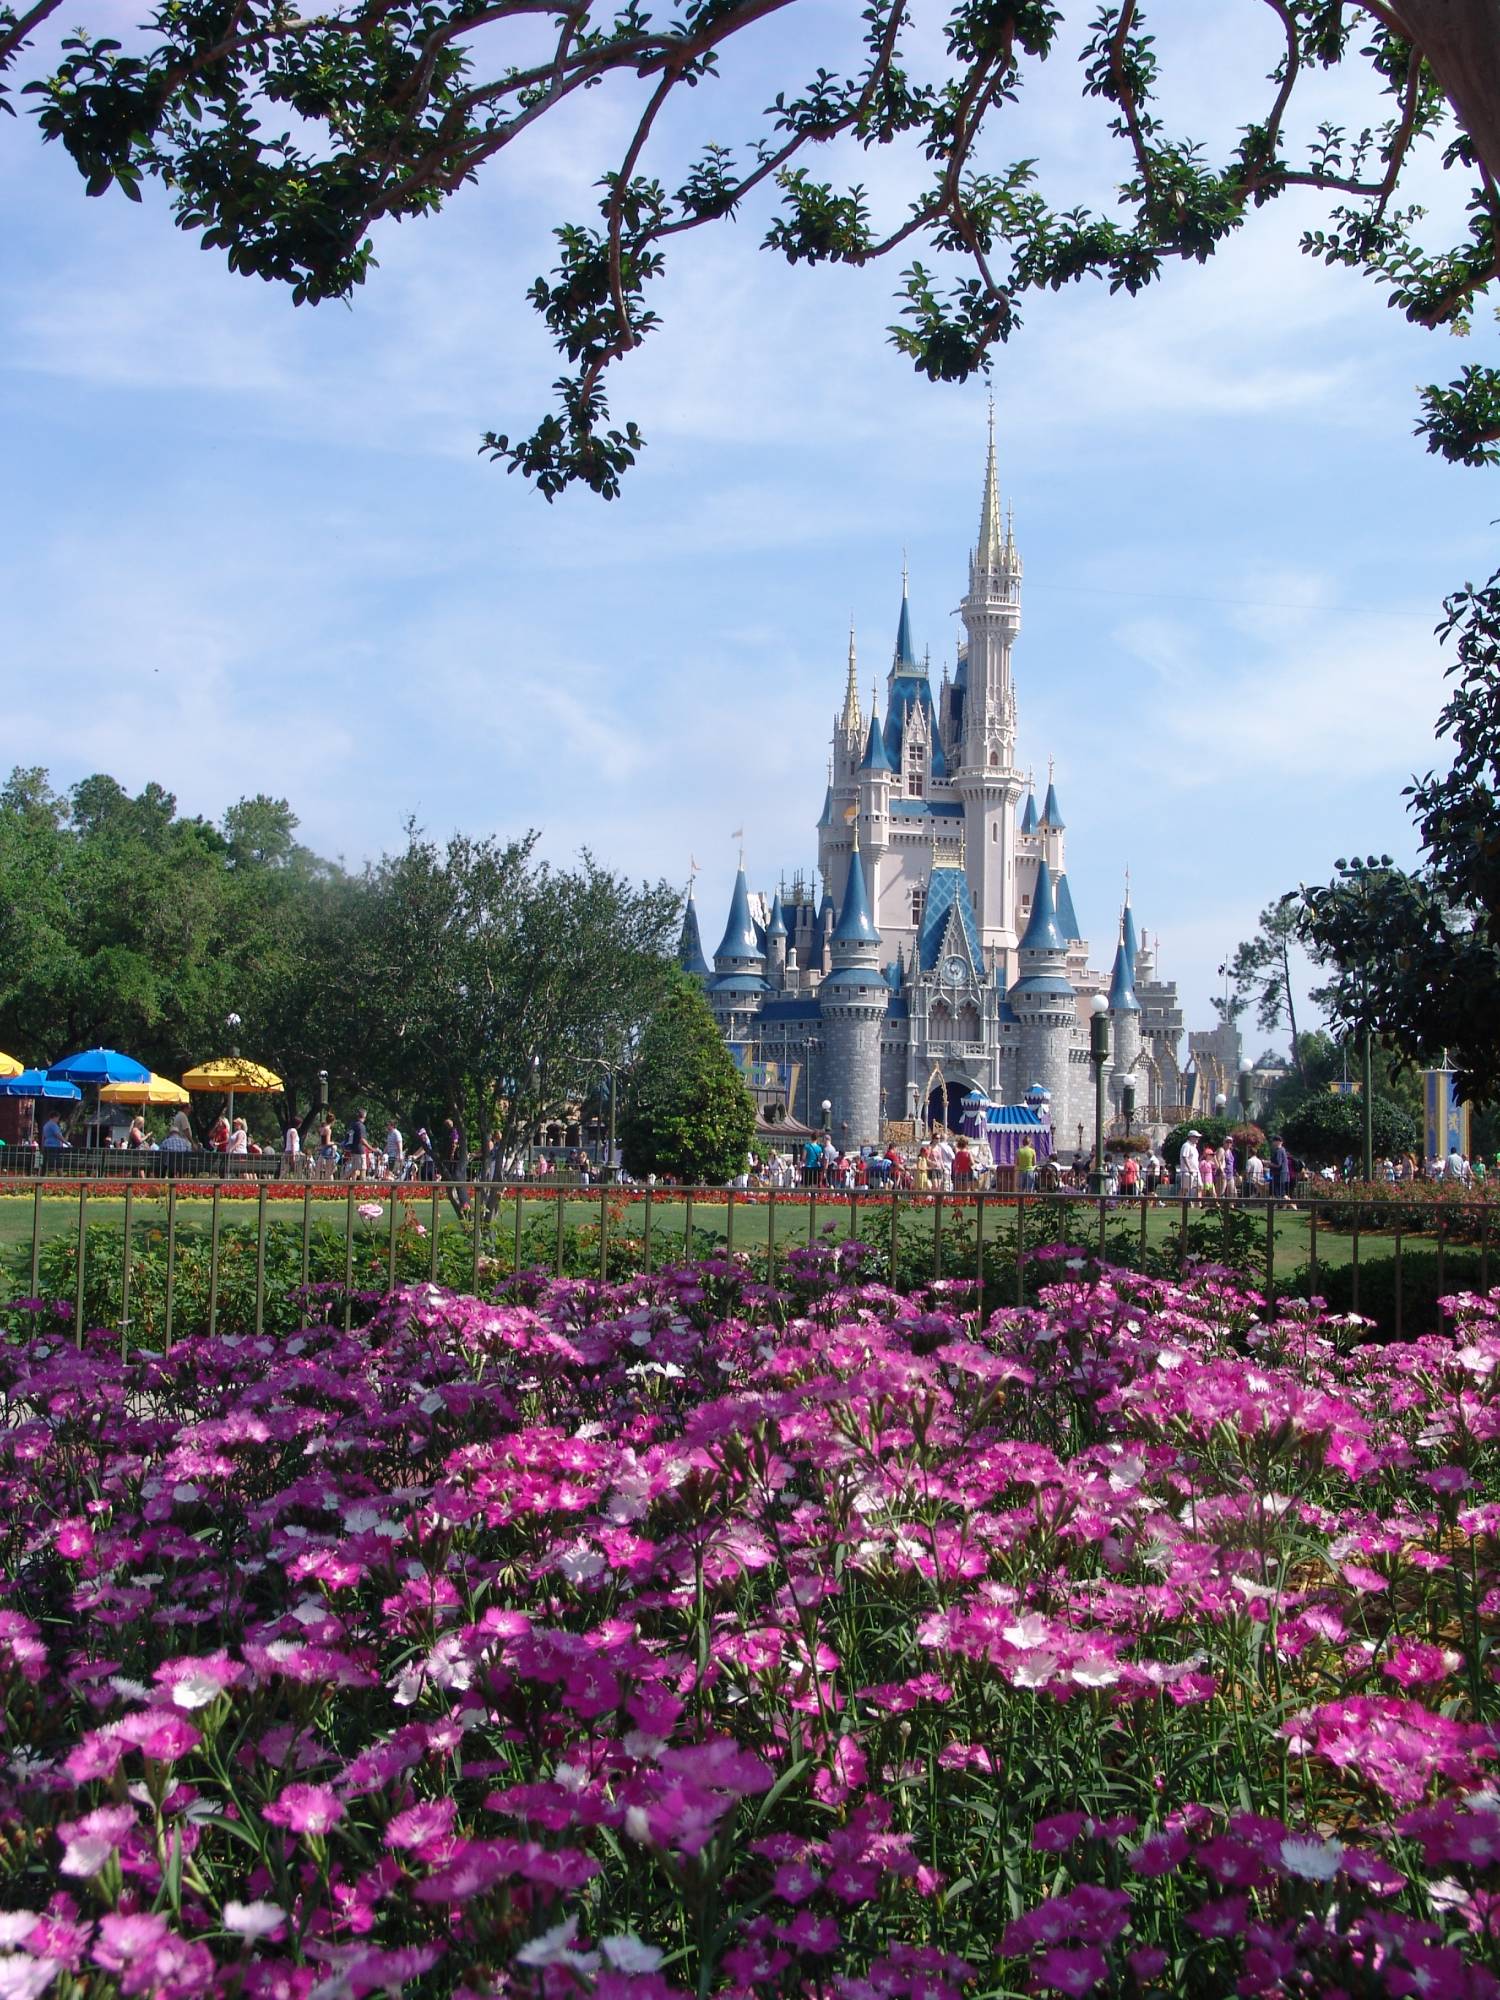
[1009,858,1077,1131]
[1108,915,1141,1114]
[708,863,769,1046]
[819,835,887,1148]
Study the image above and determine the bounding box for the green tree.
[349,827,679,1163]
[1301,571,1500,1105]
[1280,1088,1419,1166]
[619,972,755,1184]
[1226,898,1317,1086]
[5,3,1499,495]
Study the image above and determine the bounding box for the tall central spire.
[975,392,1003,571]
[841,621,862,734]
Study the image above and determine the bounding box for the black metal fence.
[2,1174,1494,1353]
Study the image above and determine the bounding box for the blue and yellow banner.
[1424,1068,1469,1162]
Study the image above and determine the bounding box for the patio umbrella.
[0,1052,22,1080]
[100,1072,192,1107]
[47,1048,152,1088]
[0,1069,81,1100]
[181,1056,283,1130]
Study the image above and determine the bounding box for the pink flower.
[772,1862,822,1904]
[1032,1945,1108,1996]
[1383,1640,1461,1689]
[385,1799,457,1855]
[1128,1827,1188,1877]
[263,1782,345,1836]
[777,1913,840,1953]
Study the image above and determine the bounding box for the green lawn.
[0,1182,1437,1277]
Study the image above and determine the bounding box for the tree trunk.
[1386,0,1500,194]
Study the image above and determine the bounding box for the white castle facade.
[678,423,1193,1154]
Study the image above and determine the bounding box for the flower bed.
[0,1249,1498,1997]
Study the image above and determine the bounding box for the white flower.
[602,1936,664,1974]
[516,1917,599,1972]
[1068,1654,1121,1689]
[0,1957,60,2000]
[59,1833,116,1878]
[1279,1836,1344,1881]
[170,1669,226,1710]
[557,1544,605,1586]
[1009,1652,1059,1689]
[0,1920,37,1950]
[224,1900,286,1938]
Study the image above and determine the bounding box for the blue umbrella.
[0,1069,81,1100]
[47,1048,151,1087]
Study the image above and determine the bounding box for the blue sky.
[1,1,1496,1048]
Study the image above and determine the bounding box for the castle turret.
[677,886,711,981]
[708,863,768,1040]
[955,404,1025,953]
[1039,771,1066,876]
[858,697,894,883]
[819,836,887,1148]
[1108,923,1141,1103]
[1008,860,1075,1123]
[766,892,788,987]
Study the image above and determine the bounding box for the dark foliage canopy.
[3,1,1497,495]
[618,970,755,1183]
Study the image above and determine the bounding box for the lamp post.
[1121,1079,1135,1140]
[526,1054,540,1177]
[1089,993,1109,1195]
[821,1098,832,1140]
[226,1011,243,1129]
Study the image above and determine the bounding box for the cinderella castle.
[677,419,1192,1155]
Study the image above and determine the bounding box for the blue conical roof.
[1108,935,1139,1012]
[894,585,916,670]
[1020,791,1038,835]
[1041,779,1065,830]
[1018,862,1066,954]
[677,893,711,978]
[766,892,787,939]
[816,784,834,831]
[832,843,880,947]
[861,710,896,773]
[713,867,764,963]
[1054,872,1081,944]
[1122,899,1139,971]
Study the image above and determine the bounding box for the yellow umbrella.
[100,1072,192,1107]
[181,1056,284,1130]
[0,1052,22,1080]
[181,1057,283,1093]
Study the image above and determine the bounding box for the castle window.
[910,887,925,929]
[906,768,924,798]
[989,750,998,767]
[991,823,998,842]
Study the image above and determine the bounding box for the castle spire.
[975,391,1003,571]
[841,620,862,734]
[1018,859,1065,954]
[893,568,916,670]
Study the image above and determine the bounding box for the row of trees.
[0,766,756,1172]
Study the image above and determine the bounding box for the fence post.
[386,1191,400,1294]
[1351,1209,1360,1316]
[342,1187,355,1333]
[301,1185,312,1290]
[164,1181,177,1355]
[208,1185,223,1341]
[1309,1202,1318,1296]
[1016,1190,1026,1307]
[471,1185,483,1296]
[1097,1194,1106,1265]
[28,1182,41,1297]
[1179,1198,1189,1265]
[600,1186,609,1282]
[726,1188,736,1260]
[684,1191,694,1264]
[889,1189,900,1281]
[1265,1198,1275,1299]
[1393,1228,1402,1340]
[514,1185,525,1277]
[554,1189,565,1276]
[1437,1212,1446,1304]
[73,1184,88,1349]
[119,1183,134,1359]
[644,1187,654,1276]
[847,1189,856,1246]
[430,1186,441,1283]
[807,1188,815,1247]
[975,1192,986,1307]
[1482,1204,1490,1295]
[765,1190,775,1283]
[933,1190,944,1280]
[1138,1194,1148,1270]
[255,1184,269,1338]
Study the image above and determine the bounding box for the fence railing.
[0,1175,1493,1352]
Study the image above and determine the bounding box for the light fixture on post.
[317,1068,328,1114]
[1089,993,1110,1195]
[1121,1079,1135,1141]
[1238,1060,1254,1120]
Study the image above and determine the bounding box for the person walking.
[1177,1130,1202,1202]
[282,1118,302,1179]
[1271,1135,1292,1200]
[1016,1137,1037,1193]
[384,1118,404,1178]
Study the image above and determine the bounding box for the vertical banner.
[1424,1068,1469,1163]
